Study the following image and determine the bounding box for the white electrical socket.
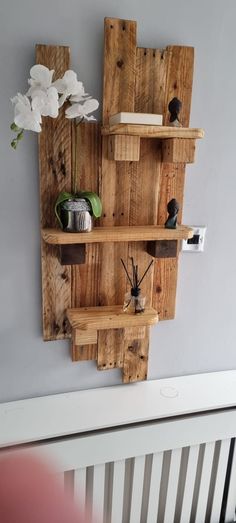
[182,226,206,252]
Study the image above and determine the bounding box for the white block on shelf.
[109,112,163,126]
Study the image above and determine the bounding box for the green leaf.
[54,191,73,228]
[10,122,21,132]
[11,139,18,149]
[76,191,102,218]
[17,130,24,141]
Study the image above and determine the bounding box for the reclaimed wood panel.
[37,44,72,341]
[97,17,137,371]
[71,122,101,361]
[102,125,203,139]
[42,225,193,244]
[67,306,158,330]
[153,46,194,320]
[103,17,137,125]
[122,46,168,383]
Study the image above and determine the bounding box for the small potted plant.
[55,190,102,232]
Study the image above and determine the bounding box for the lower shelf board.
[67,305,159,333]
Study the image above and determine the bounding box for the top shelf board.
[42,225,193,245]
[102,124,204,139]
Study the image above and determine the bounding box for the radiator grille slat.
[195,442,215,522]
[146,452,163,523]
[111,460,125,523]
[225,438,236,522]
[129,455,146,523]
[74,467,86,514]
[180,444,200,523]
[210,439,231,522]
[164,448,182,523]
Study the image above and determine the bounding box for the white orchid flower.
[31,87,59,118]
[53,70,86,107]
[27,64,54,96]
[65,98,99,120]
[11,93,42,132]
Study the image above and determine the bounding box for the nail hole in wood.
[117,59,124,68]
[110,25,113,28]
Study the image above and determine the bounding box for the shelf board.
[102,124,204,139]
[67,305,159,331]
[42,225,193,245]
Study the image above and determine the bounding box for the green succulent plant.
[55,190,102,229]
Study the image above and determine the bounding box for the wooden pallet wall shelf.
[38,17,204,383]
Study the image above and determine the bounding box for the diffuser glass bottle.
[123,287,146,314]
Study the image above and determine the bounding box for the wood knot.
[53,321,60,334]
[117,59,124,69]
[156,285,162,293]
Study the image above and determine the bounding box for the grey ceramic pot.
[60,198,93,232]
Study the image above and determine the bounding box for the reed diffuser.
[121,257,154,314]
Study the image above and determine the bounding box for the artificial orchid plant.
[11,65,99,148]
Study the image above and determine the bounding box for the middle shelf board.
[42,225,193,245]
[67,305,159,331]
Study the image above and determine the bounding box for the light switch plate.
[182,226,206,252]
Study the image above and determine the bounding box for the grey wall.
[1,0,235,402]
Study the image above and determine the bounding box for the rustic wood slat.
[122,46,167,383]
[102,125,203,139]
[152,46,194,320]
[162,138,196,163]
[42,225,193,244]
[103,17,137,125]
[108,135,140,161]
[37,44,72,341]
[67,306,158,330]
[98,17,137,371]
[71,122,101,361]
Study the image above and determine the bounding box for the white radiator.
[1,371,236,523]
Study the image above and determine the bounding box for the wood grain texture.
[122,46,166,383]
[123,327,150,383]
[153,46,194,320]
[67,306,158,330]
[108,135,140,161]
[37,44,72,341]
[42,225,193,244]
[103,17,137,125]
[162,138,196,163]
[98,17,137,371]
[102,125,203,139]
[71,122,101,361]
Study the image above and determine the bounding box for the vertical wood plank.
[163,448,182,523]
[98,17,137,372]
[97,329,124,370]
[122,47,164,383]
[153,46,194,320]
[111,460,126,523]
[146,452,164,523]
[74,468,87,513]
[71,121,101,361]
[210,439,231,523]
[37,44,72,341]
[103,17,137,125]
[195,441,215,523]
[130,455,146,523]
[180,445,200,523]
